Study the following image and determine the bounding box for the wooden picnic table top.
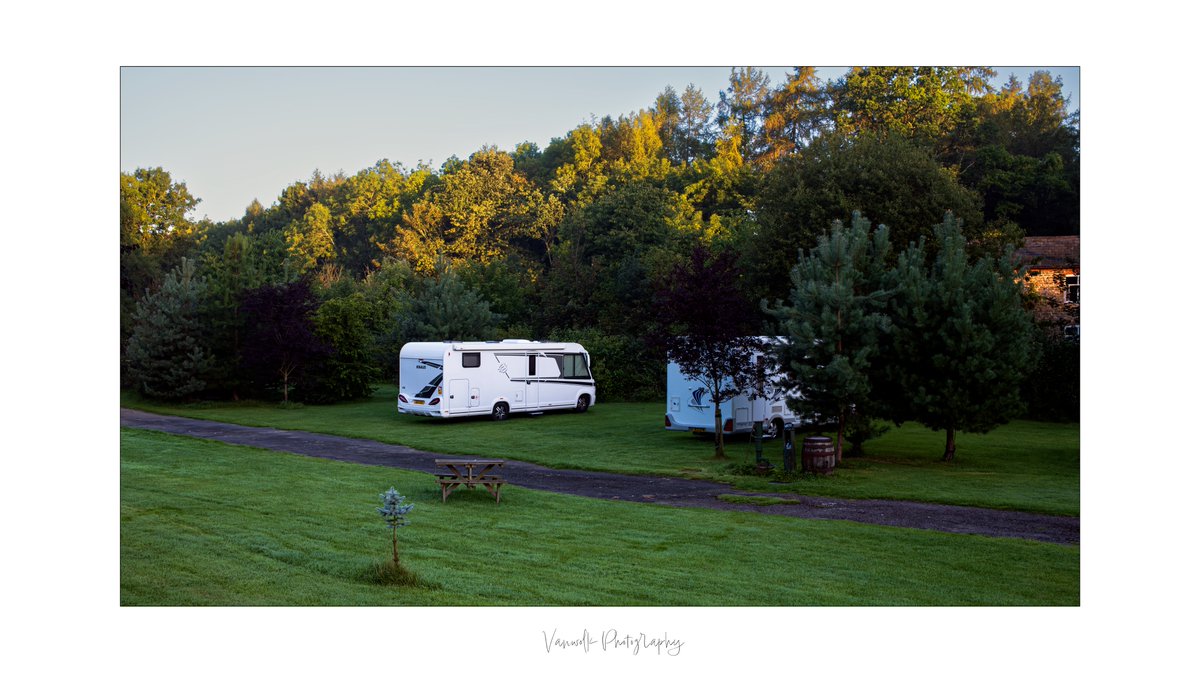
[435,458,506,465]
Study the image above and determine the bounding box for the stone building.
[1016,235,1079,337]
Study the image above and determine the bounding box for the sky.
[120,66,1080,222]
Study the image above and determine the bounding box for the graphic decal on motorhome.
[688,387,710,410]
[415,359,444,398]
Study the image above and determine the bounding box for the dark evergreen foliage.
[767,213,894,460]
[124,258,213,400]
[884,215,1035,460]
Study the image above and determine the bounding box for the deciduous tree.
[239,281,329,404]
[653,246,759,459]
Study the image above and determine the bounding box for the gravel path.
[120,408,1079,545]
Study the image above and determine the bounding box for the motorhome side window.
[462,352,481,368]
[561,353,590,379]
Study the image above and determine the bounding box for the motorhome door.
[449,379,469,412]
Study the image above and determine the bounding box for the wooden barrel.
[802,436,836,475]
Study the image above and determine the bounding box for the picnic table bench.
[435,458,506,503]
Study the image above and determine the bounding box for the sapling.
[377,487,414,566]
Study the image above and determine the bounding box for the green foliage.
[198,231,282,397]
[120,168,204,349]
[678,84,716,164]
[885,214,1035,459]
[717,67,773,163]
[124,258,214,400]
[844,412,891,456]
[358,258,417,379]
[284,202,335,274]
[748,132,982,304]
[768,214,893,458]
[1021,332,1080,422]
[832,66,995,160]
[401,263,500,341]
[120,167,202,254]
[544,181,686,335]
[761,66,830,163]
[549,328,663,402]
[303,293,380,403]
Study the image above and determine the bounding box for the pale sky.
[120,66,1080,222]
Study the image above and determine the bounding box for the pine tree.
[679,84,715,165]
[402,264,500,341]
[767,213,893,461]
[886,214,1034,460]
[124,258,214,400]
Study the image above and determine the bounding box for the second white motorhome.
[397,340,597,421]
[664,337,801,438]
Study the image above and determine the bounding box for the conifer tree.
[768,213,893,461]
[124,258,214,400]
[402,263,500,341]
[886,214,1034,460]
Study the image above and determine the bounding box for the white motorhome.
[397,340,597,421]
[664,337,801,438]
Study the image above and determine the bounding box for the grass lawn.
[121,428,1079,605]
[122,385,1079,515]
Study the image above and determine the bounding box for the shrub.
[549,328,665,402]
[1021,332,1080,422]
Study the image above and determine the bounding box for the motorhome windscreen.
[550,353,592,379]
[400,357,443,399]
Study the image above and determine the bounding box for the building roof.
[1016,236,1079,269]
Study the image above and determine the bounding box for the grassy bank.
[122,385,1079,515]
[120,428,1079,605]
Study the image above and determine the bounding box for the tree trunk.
[392,527,399,565]
[942,427,956,461]
[713,407,726,459]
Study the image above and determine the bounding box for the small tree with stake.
[377,487,414,567]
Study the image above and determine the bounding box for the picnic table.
[435,458,507,503]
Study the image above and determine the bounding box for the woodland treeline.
[120,67,1079,415]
